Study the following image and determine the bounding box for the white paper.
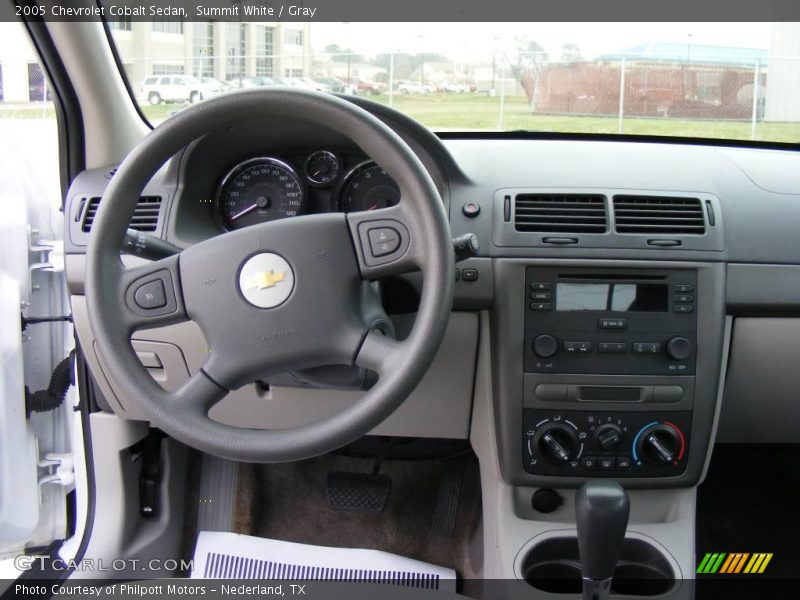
[192,531,456,592]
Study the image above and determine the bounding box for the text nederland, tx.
[14,583,307,596]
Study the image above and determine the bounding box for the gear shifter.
[575,481,630,600]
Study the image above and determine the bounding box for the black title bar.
[5,0,800,22]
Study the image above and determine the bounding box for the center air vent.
[81,196,162,233]
[613,195,706,235]
[514,194,607,233]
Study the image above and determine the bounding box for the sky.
[308,22,774,62]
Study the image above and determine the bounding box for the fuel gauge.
[305,150,341,186]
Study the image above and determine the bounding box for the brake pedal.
[326,471,391,513]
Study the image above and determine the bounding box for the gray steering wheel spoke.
[347,201,421,280]
[167,368,228,414]
[354,330,406,376]
[118,253,188,334]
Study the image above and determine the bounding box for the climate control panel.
[523,409,691,478]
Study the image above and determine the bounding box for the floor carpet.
[232,453,483,581]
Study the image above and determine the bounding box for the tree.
[507,38,549,114]
[325,43,362,64]
[511,37,548,76]
[561,43,583,64]
[371,53,450,82]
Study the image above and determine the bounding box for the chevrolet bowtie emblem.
[245,270,287,290]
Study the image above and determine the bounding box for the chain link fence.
[3,50,800,142]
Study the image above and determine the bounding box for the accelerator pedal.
[431,464,464,537]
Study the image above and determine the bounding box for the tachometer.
[218,157,305,230]
[339,162,400,213]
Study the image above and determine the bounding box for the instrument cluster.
[216,150,400,230]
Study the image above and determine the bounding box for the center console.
[523,267,696,479]
[492,260,726,489]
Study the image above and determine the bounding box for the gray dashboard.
[63,97,800,480]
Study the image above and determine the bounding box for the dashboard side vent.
[613,195,706,235]
[514,194,607,233]
[81,196,162,233]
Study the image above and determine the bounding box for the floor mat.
[696,444,800,580]
[191,531,456,590]
[233,454,482,580]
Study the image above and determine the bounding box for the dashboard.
[62,95,800,491]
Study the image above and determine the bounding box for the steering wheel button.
[134,280,167,309]
[368,227,401,257]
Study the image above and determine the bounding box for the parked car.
[284,77,318,91]
[444,82,470,93]
[229,76,275,89]
[200,77,235,91]
[314,77,347,93]
[301,78,333,93]
[396,80,436,95]
[345,77,384,95]
[140,75,225,104]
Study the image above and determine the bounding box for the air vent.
[514,194,607,233]
[613,195,706,235]
[81,196,162,233]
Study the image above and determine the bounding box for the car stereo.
[524,267,697,376]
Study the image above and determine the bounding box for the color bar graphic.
[698,552,773,574]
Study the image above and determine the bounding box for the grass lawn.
[5,94,799,144]
[368,94,800,143]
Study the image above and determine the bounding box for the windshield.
[110,21,800,143]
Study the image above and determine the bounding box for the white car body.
[140,75,225,105]
[444,82,469,93]
[397,81,435,94]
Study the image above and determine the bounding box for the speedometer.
[218,157,305,230]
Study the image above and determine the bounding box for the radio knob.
[665,337,692,361]
[535,423,579,464]
[595,424,623,451]
[533,334,558,358]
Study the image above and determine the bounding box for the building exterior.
[109,20,311,91]
[0,23,50,103]
[519,42,772,120]
[0,21,310,103]
[764,23,800,122]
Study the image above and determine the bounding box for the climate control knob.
[634,423,684,466]
[595,424,623,451]
[534,423,579,464]
[533,334,558,358]
[665,336,692,361]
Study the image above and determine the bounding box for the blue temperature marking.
[632,421,659,462]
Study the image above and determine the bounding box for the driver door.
[0,20,75,574]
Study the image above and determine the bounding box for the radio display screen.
[556,283,669,312]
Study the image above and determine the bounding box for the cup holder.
[520,537,674,596]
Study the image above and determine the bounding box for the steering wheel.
[85,89,454,462]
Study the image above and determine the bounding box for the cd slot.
[579,386,641,402]
[534,384,685,403]
[557,273,667,281]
